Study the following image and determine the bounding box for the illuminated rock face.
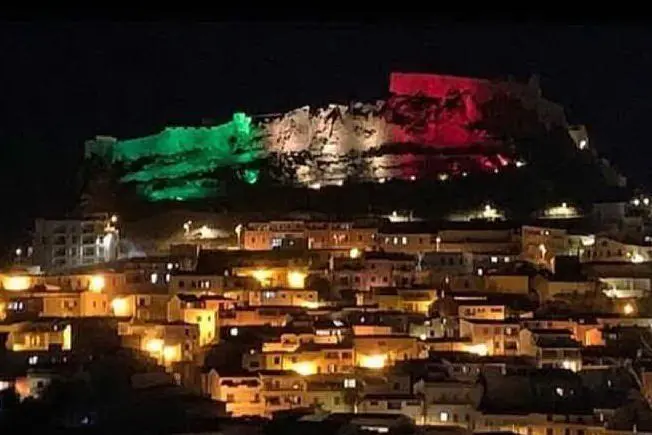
[387,72,493,147]
[87,73,568,201]
[259,102,391,185]
[109,113,264,201]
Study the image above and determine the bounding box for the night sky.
[1,23,651,249]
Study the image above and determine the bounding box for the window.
[273,356,281,365]
[179,280,185,288]
[439,412,449,422]
[387,402,401,410]
[226,394,235,403]
[344,378,356,388]
[334,396,341,406]
[401,237,407,245]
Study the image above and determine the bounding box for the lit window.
[439,412,449,422]
[150,273,158,284]
[344,378,356,389]
[555,387,564,396]
[401,237,407,245]
[490,256,498,263]
[393,237,398,245]
[229,327,239,337]
[28,355,38,365]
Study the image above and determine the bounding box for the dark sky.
[1,23,651,247]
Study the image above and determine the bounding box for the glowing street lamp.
[235,224,243,248]
[292,361,317,376]
[359,354,387,369]
[349,247,361,259]
[287,271,306,289]
[624,303,635,316]
[89,275,106,293]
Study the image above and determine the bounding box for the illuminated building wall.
[87,73,569,200]
[33,214,120,272]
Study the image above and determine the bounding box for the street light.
[235,224,243,248]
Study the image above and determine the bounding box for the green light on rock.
[113,113,265,201]
[242,169,260,184]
